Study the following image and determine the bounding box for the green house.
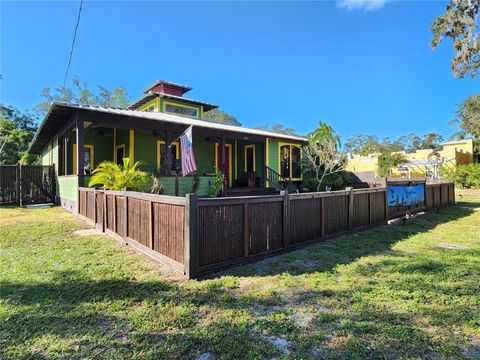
[28,80,307,213]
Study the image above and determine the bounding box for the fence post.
[384,187,389,223]
[243,203,249,257]
[18,164,23,207]
[368,192,372,225]
[321,196,325,237]
[347,187,354,231]
[93,188,97,224]
[124,190,128,242]
[149,200,154,250]
[282,191,290,251]
[102,190,107,233]
[15,164,20,205]
[184,194,198,279]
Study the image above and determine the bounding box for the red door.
[216,144,231,187]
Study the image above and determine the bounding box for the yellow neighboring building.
[346,139,475,178]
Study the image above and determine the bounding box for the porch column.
[165,131,172,176]
[64,133,68,176]
[76,114,85,187]
[260,140,266,188]
[220,137,227,195]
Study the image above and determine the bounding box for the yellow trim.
[234,140,238,180]
[73,144,94,174]
[244,144,256,172]
[278,142,303,181]
[138,99,157,112]
[215,143,233,187]
[156,140,180,171]
[163,100,200,117]
[113,128,116,161]
[129,130,134,162]
[266,138,269,188]
[115,144,125,164]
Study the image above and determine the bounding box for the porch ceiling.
[28,103,307,154]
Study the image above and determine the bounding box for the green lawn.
[1,191,479,359]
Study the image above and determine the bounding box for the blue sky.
[1,0,478,142]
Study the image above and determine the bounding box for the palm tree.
[88,158,149,191]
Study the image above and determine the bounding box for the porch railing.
[265,165,291,191]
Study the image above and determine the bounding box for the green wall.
[133,130,157,171]
[267,138,280,173]
[159,176,210,196]
[195,136,216,175]
[85,128,114,167]
[58,176,78,201]
[115,129,130,161]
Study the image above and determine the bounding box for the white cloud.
[338,0,389,11]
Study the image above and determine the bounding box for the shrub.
[446,163,480,188]
[301,170,352,192]
[209,171,224,197]
[88,158,149,191]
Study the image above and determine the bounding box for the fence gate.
[0,165,56,205]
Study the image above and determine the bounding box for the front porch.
[72,126,271,196]
[32,104,306,211]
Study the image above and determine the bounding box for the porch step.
[225,187,280,197]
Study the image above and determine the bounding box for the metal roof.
[143,80,193,93]
[128,92,218,112]
[28,103,307,154]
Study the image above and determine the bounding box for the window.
[156,140,180,173]
[165,103,198,118]
[244,145,255,173]
[143,104,155,112]
[279,143,302,180]
[72,144,94,175]
[84,147,93,174]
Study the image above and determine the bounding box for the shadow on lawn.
[224,204,476,277]
[1,204,478,359]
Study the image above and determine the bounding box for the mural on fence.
[388,184,425,207]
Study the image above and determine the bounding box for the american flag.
[180,126,197,176]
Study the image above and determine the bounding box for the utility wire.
[63,0,83,88]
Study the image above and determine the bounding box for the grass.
[1,190,479,359]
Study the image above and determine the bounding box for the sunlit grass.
[1,190,479,359]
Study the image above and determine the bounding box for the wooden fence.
[78,182,455,278]
[0,165,56,205]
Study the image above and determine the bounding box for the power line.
[63,0,83,88]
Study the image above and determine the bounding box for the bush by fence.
[445,163,480,189]
[78,182,455,279]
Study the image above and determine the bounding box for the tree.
[377,148,407,177]
[88,158,149,191]
[421,132,444,149]
[35,76,132,116]
[431,0,480,79]
[0,105,38,164]
[256,123,298,136]
[202,108,242,126]
[450,93,480,152]
[303,122,347,192]
[344,134,381,155]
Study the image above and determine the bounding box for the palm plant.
[88,158,149,191]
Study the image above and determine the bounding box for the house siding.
[134,130,157,171]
